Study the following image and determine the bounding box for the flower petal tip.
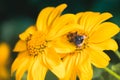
[58,3,67,9]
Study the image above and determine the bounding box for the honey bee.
[67,32,84,47]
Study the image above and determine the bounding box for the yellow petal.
[89,22,119,43]
[77,58,93,80]
[0,43,10,65]
[76,12,84,22]
[42,48,65,78]
[16,56,30,80]
[19,26,36,41]
[89,12,113,35]
[87,48,110,68]
[53,24,80,39]
[77,12,100,33]
[36,4,67,32]
[81,12,100,34]
[27,57,35,80]
[30,56,47,80]
[76,12,84,31]
[89,39,118,51]
[11,51,27,75]
[76,50,89,65]
[51,37,76,53]
[13,40,27,52]
[36,7,54,32]
[48,14,77,40]
[76,12,113,35]
[0,67,9,79]
[60,53,77,80]
[47,4,67,27]
[70,70,77,80]
[27,71,33,80]
[75,50,91,80]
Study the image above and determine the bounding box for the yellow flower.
[11,4,79,80]
[0,43,10,79]
[58,12,119,80]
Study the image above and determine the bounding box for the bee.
[67,32,84,47]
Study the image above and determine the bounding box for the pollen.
[26,32,48,56]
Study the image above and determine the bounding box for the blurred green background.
[0,0,120,80]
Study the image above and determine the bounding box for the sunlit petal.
[19,26,36,41]
[36,7,54,32]
[47,4,67,27]
[87,48,110,68]
[0,43,10,65]
[43,48,65,78]
[48,14,77,39]
[30,57,47,80]
[11,52,27,75]
[76,12,112,35]
[77,58,93,80]
[36,4,67,32]
[51,37,76,53]
[13,40,27,52]
[60,53,77,80]
[16,57,30,80]
[89,39,118,51]
[89,22,119,43]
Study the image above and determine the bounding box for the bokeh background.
[0,0,120,80]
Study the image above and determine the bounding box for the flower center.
[27,41,47,57]
[26,32,48,57]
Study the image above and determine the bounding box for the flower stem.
[114,50,120,59]
[104,67,120,80]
